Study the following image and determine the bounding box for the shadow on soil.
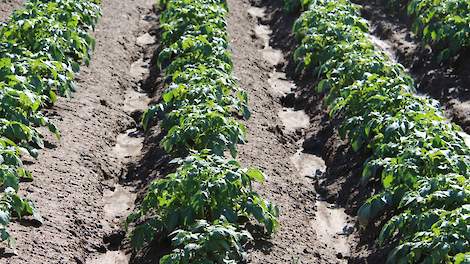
[113,6,177,263]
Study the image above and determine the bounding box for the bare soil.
[356,0,470,133]
[227,0,354,262]
[0,0,23,21]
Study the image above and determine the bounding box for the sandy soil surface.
[1,0,155,262]
[225,0,357,262]
[0,0,23,21]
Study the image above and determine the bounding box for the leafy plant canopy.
[286,0,470,262]
[0,0,101,246]
[128,0,278,262]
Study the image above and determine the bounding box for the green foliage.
[131,0,278,262]
[385,0,470,60]
[292,0,470,262]
[161,219,252,264]
[0,0,101,244]
[161,104,246,158]
[142,0,249,156]
[128,152,278,249]
[0,187,42,248]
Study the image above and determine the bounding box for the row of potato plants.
[0,0,101,246]
[287,0,469,262]
[285,0,470,62]
[126,0,279,262]
[385,0,470,61]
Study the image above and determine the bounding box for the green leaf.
[245,167,265,182]
[0,210,11,226]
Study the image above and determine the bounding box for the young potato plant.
[0,187,41,248]
[160,104,247,158]
[128,152,278,249]
[132,0,278,262]
[0,0,101,245]
[160,219,252,264]
[159,66,250,117]
[140,0,245,157]
[385,0,470,61]
[159,0,228,47]
[291,0,470,262]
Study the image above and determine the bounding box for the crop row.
[126,0,278,262]
[288,0,469,262]
[0,0,101,246]
[385,0,470,61]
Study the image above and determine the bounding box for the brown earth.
[0,0,23,21]
[0,0,156,262]
[227,0,354,262]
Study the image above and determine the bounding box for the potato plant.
[385,0,470,61]
[291,0,470,262]
[129,0,278,262]
[128,152,278,249]
[160,219,253,264]
[285,0,470,61]
[0,0,101,245]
